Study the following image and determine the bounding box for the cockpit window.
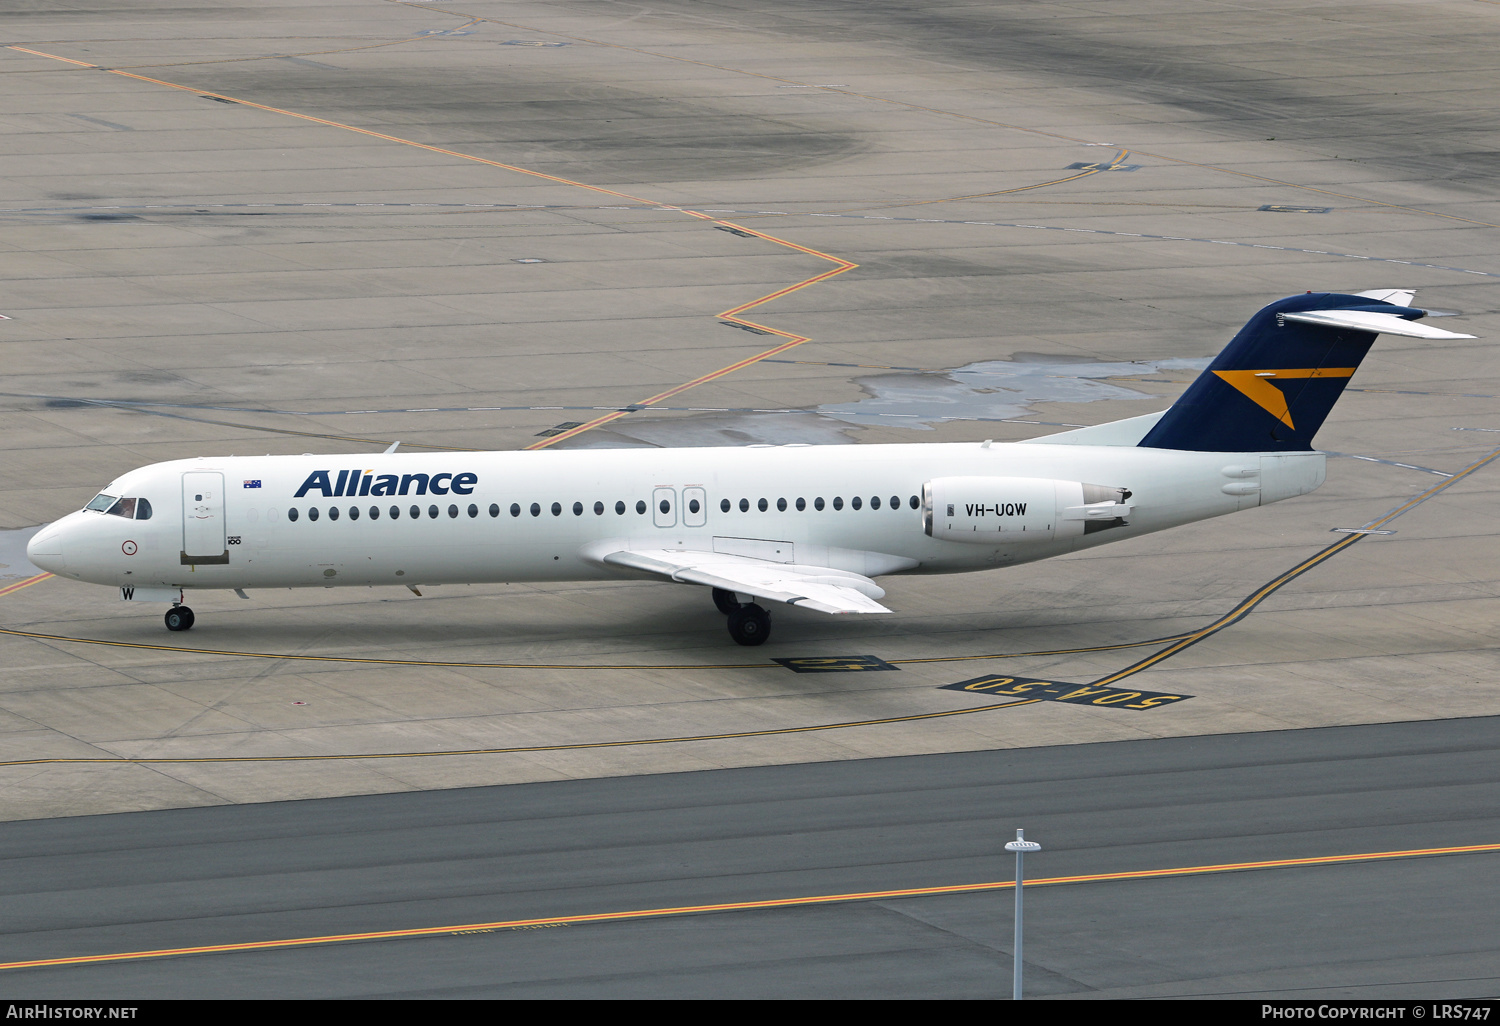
[87,494,152,519]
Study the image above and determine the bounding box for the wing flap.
[599,549,892,615]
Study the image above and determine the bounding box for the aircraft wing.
[597,548,892,615]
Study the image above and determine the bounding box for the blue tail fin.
[1139,292,1426,452]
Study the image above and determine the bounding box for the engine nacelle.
[923,476,1133,544]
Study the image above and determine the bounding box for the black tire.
[164,606,195,632]
[727,603,771,646]
[712,588,742,615]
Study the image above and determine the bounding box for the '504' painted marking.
[940,674,1191,710]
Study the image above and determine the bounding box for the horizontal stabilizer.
[1354,288,1416,307]
[598,548,891,615]
[1281,309,1475,340]
[1032,411,1166,447]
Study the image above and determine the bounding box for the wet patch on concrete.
[560,412,854,449]
[818,355,1209,430]
[555,355,1210,447]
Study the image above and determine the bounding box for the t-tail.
[1138,290,1476,453]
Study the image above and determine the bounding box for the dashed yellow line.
[6,840,1494,972]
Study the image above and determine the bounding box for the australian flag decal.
[243,479,262,489]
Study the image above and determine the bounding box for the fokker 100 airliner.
[26,290,1476,645]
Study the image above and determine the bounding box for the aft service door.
[181,472,229,564]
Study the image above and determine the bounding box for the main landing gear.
[714,588,771,646]
[164,605,195,632]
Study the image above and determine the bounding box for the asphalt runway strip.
[4,841,1496,972]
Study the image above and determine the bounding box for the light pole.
[1004,828,1041,1000]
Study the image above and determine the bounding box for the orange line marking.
[522,218,857,449]
[5,841,1495,972]
[5,45,860,450]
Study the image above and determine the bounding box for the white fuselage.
[28,441,1324,596]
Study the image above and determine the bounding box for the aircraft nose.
[26,523,67,573]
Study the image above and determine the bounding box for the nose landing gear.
[164,605,195,632]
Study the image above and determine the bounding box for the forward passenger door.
[181,472,228,565]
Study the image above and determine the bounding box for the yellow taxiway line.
[0,699,1043,768]
[5,840,1495,973]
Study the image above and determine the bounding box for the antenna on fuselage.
[384,440,401,454]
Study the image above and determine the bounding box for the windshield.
[84,493,151,519]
